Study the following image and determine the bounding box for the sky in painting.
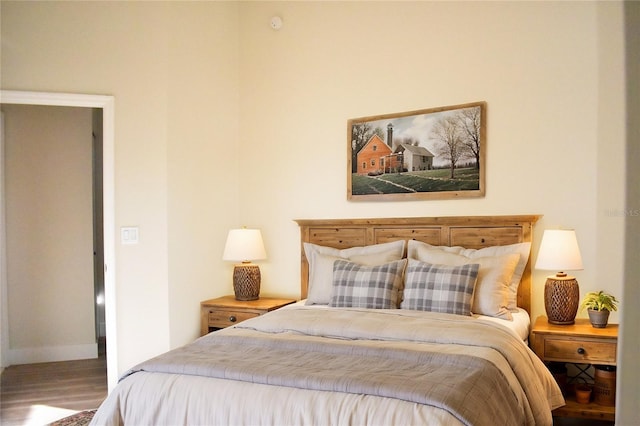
[366,108,461,166]
[369,109,459,148]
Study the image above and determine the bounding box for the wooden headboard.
[295,215,541,315]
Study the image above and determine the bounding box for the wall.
[165,2,241,349]
[0,1,241,371]
[238,2,625,325]
[0,0,626,388]
[2,104,96,363]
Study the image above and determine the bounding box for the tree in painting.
[458,106,482,170]
[430,106,481,179]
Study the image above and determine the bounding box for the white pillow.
[408,243,519,320]
[304,240,406,305]
[408,240,531,311]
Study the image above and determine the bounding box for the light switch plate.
[121,226,139,245]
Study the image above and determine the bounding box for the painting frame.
[347,101,486,201]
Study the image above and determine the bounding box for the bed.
[91,215,564,426]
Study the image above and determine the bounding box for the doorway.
[0,90,117,390]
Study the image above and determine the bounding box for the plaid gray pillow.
[329,259,407,309]
[400,259,480,316]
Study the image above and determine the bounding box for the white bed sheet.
[474,307,531,341]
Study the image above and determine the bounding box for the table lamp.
[535,229,584,325]
[223,228,267,301]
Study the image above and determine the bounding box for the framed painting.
[347,101,486,201]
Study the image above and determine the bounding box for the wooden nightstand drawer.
[543,337,617,364]
[207,309,259,328]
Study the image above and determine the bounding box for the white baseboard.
[7,343,98,365]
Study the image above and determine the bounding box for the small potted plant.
[579,290,619,328]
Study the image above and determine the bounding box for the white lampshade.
[535,229,583,272]
[223,228,267,263]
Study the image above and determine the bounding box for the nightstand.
[200,295,296,336]
[530,316,618,422]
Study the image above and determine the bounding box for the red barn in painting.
[356,134,403,175]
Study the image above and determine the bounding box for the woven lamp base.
[233,263,261,301]
[544,275,579,325]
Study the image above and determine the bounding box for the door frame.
[0,90,118,390]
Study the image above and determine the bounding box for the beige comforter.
[91,306,563,426]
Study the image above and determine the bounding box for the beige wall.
[1,1,241,370]
[0,1,630,408]
[238,1,625,324]
[165,3,240,348]
[2,104,95,362]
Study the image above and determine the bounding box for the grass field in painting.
[351,168,479,195]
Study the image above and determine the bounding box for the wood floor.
[0,356,107,425]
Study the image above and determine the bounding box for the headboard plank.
[295,215,541,314]
[373,227,442,245]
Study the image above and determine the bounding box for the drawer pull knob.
[577,347,586,355]
[229,315,237,323]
